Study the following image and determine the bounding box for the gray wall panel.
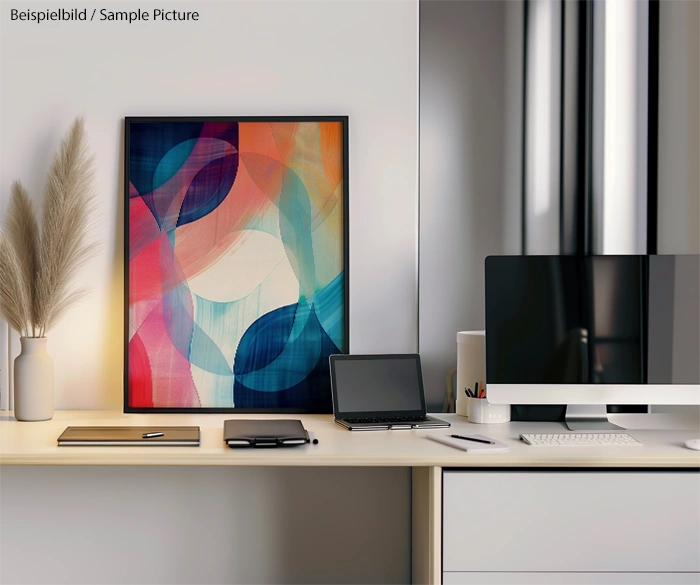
[419,0,509,409]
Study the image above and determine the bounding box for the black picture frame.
[124,116,349,413]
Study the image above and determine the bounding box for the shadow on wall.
[419,0,511,410]
[99,122,126,410]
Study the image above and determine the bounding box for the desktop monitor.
[484,255,700,430]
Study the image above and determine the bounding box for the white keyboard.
[520,433,643,446]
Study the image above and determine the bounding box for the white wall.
[419,0,507,408]
[652,0,699,415]
[0,0,419,410]
[657,0,700,254]
[0,2,418,583]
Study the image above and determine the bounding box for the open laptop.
[329,354,450,431]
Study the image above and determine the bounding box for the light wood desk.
[1,411,699,584]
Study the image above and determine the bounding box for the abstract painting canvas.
[125,117,348,412]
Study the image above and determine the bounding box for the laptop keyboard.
[343,416,428,424]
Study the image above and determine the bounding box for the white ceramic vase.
[14,337,54,422]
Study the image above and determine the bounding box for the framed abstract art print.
[125,116,348,412]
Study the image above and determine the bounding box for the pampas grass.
[0,117,97,338]
[0,234,32,335]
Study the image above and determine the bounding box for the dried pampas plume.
[0,233,32,335]
[0,117,97,338]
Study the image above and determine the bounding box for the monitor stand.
[565,405,624,431]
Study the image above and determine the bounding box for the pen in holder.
[456,381,510,423]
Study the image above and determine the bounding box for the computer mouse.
[684,439,700,451]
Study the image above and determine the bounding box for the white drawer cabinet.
[443,471,700,581]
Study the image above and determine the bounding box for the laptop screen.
[330,354,426,416]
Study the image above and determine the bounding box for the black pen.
[142,432,164,438]
[450,434,495,445]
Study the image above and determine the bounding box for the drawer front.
[444,572,700,585]
[443,471,700,573]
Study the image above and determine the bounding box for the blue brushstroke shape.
[179,122,239,226]
[130,122,239,228]
[179,153,238,227]
[233,302,318,391]
[159,233,231,383]
[313,273,345,350]
[129,122,203,197]
[278,168,315,299]
[233,302,340,410]
[153,139,198,193]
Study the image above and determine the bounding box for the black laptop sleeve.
[223,419,309,448]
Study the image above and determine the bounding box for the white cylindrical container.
[455,331,486,417]
[14,337,54,422]
[466,397,511,424]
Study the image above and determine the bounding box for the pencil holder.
[466,397,511,424]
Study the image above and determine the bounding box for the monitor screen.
[485,255,700,387]
[331,355,424,414]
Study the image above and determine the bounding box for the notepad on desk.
[427,433,510,453]
[57,426,200,446]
